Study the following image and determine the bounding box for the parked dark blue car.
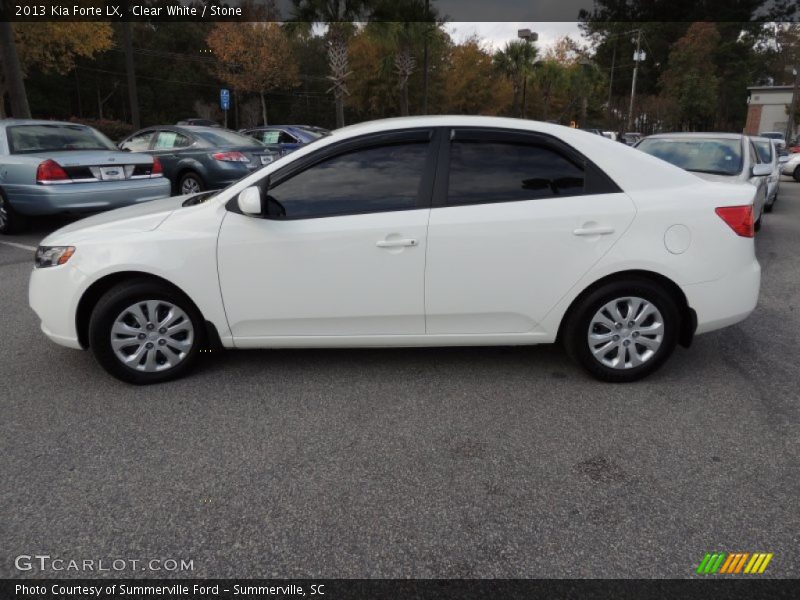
[119,126,277,196]
[240,125,330,157]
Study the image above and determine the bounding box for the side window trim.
[431,127,622,208]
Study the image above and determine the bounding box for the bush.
[68,117,136,143]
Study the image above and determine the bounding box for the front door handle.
[376,238,418,248]
[573,226,615,236]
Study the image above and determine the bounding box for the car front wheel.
[88,279,204,384]
[563,279,679,383]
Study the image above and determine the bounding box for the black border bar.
[3,579,800,600]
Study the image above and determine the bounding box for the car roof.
[643,132,745,140]
[0,119,92,127]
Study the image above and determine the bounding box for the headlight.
[35,246,75,268]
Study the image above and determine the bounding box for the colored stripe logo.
[696,552,773,574]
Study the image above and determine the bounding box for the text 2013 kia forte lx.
[29,116,760,385]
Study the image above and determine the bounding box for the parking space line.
[0,241,37,252]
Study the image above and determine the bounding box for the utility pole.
[627,29,642,133]
[422,0,429,115]
[607,41,616,116]
[121,19,140,129]
[517,28,538,119]
[0,21,31,118]
[786,66,798,143]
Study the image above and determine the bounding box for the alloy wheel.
[587,296,664,369]
[181,177,201,195]
[110,300,195,372]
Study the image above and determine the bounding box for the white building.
[745,85,797,138]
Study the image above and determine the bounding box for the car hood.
[42,195,189,245]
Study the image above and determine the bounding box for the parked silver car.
[781,151,800,181]
[635,133,771,230]
[752,136,789,212]
[0,119,170,234]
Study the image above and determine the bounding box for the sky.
[445,22,585,53]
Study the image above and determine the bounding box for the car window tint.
[278,131,298,144]
[154,131,191,149]
[195,129,260,147]
[260,130,280,144]
[123,131,155,152]
[269,142,428,218]
[447,141,585,205]
[754,141,772,163]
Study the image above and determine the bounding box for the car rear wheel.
[88,279,204,384]
[794,166,800,183]
[563,279,679,383]
[0,191,27,235]
[178,172,205,196]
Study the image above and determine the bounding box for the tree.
[660,22,721,130]
[441,38,513,115]
[292,0,367,128]
[531,60,565,122]
[493,40,538,117]
[207,22,299,125]
[0,21,112,118]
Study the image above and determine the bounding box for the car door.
[425,128,636,335]
[150,129,193,184]
[217,129,438,342]
[746,140,768,217]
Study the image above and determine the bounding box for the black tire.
[562,279,680,383]
[88,278,205,384]
[765,199,774,213]
[0,189,27,235]
[754,216,762,232]
[177,171,205,196]
[794,166,800,183]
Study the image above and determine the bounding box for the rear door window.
[447,139,585,205]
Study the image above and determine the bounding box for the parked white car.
[29,116,761,384]
[635,133,771,229]
[781,151,800,181]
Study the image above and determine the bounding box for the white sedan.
[29,116,761,384]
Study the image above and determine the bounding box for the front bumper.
[8,178,171,216]
[29,263,85,349]
[684,260,761,335]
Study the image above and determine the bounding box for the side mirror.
[751,163,772,177]
[237,186,262,216]
[778,155,789,164]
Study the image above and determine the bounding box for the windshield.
[636,137,743,176]
[753,141,772,163]
[7,124,117,154]
[195,129,263,147]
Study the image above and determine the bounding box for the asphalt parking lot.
[2,179,799,579]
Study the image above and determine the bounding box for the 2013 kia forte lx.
[29,116,761,385]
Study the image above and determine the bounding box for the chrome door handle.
[376,239,418,248]
[573,226,615,236]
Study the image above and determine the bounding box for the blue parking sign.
[220,88,230,111]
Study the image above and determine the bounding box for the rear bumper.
[7,178,171,216]
[684,260,761,335]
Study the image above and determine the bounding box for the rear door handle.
[573,226,615,236]
[376,239,418,248]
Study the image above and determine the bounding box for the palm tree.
[493,40,538,117]
[292,0,367,128]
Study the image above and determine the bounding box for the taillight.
[36,159,69,184]
[151,156,163,177]
[212,151,249,163]
[715,205,754,238]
